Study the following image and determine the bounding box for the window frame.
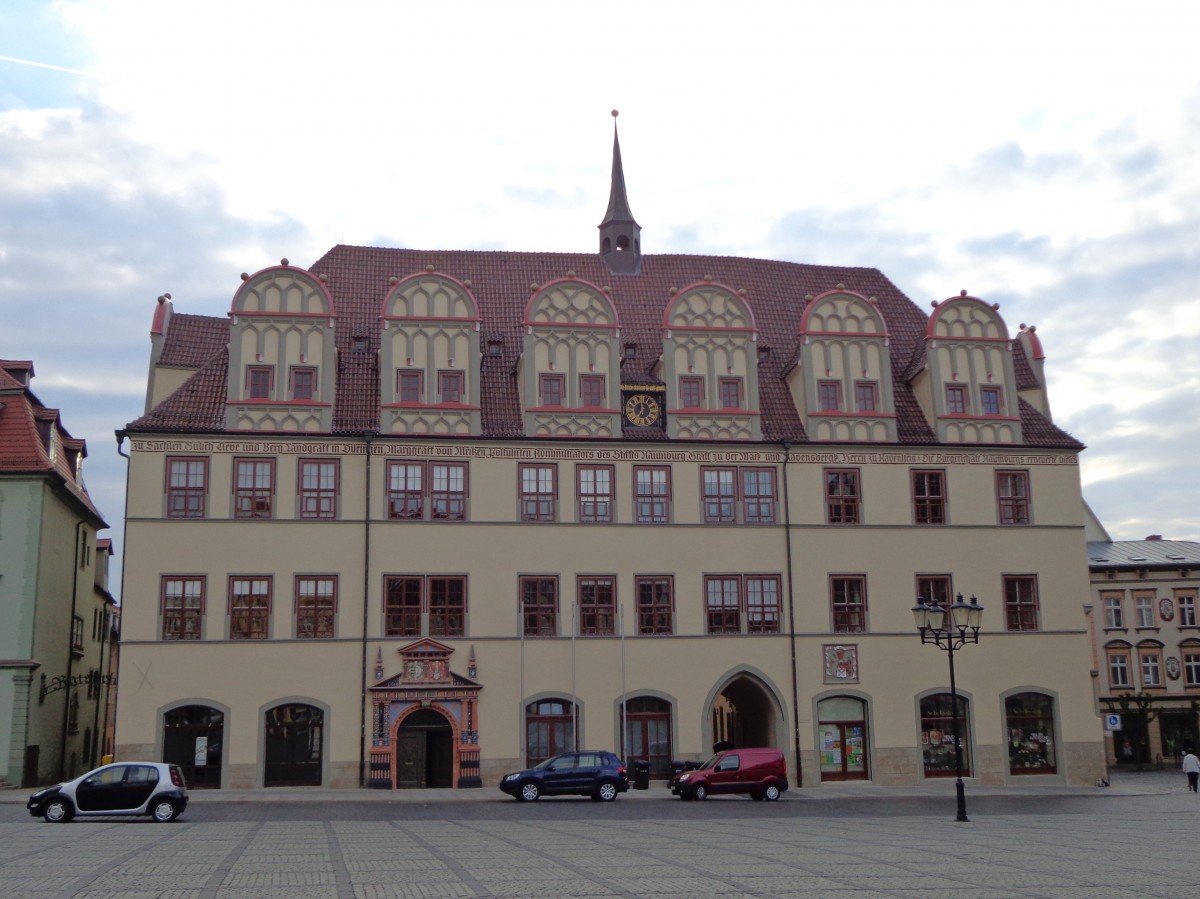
[817,380,842,412]
[579,374,606,408]
[233,457,275,519]
[718,377,742,410]
[912,469,946,526]
[438,370,465,404]
[166,456,208,519]
[1134,591,1157,629]
[636,576,674,635]
[830,575,867,633]
[824,468,861,525]
[576,464,614,524]
[740,467,777,524]
[945,384,967,414]
[577,575,616,636]
[701,467,737,524]
[1102,591,1125,629]
[162,576,205,641]
[679,376,705,408]
[1106,644,1132,689]
[521,576,559,637]
[1003,574,1040,631]
[519,463,558,522]
[1138,644,1164,688]
[539,373,565,407]
[634,465,671,524]
[247,365,274,400]
[853,380,878,413]
[1178,590,1198,628]
[996,470,1031,526]
[980,385,1002,416]
[295,575,337,639]
[386,460,470,522]
[704,576,742,635]
[396,369,424,403]
[916,575,952,607]
[229,576,271,640]
[298,459,339,520]
[290,366,317,401]
[1183,645,1200,687]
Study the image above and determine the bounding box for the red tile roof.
[127,246,1082,450]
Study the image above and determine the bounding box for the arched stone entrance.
[707,672,783,752]
[395,708,455,789]
[163,704,224,789]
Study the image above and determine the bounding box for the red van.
[671,747,789,801]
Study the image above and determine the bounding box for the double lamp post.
[912,592,984,822]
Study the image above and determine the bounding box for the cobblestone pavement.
[1,770,1196,898]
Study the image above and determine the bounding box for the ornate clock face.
[624,393,661,427]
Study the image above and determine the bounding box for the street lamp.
[912,592,984,822]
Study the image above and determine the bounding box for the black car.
[499,750,629,801]
[27,762,189,823]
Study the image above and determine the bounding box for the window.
[229,577,270,640]
[912,470,946,525]
[539,373,565,406]
[705,577,741,634]
[622,696,673,778]
[298,460,338,519]
[703,575,781,635]
[920,694,971,777]
[526,699,576,765]
[386,460,469,522]
[825,468,860,524]
[1134,591,1156,628]
[577,465,614,523]
[247,366,273,400]
[741,468,776,524]
[981,385,1002,415]
[636,577,673,635]
[387,462,423,520]
[519,464,557,522]
[945,384,967,414]
[634,466,671,524]
[1184,647,1200,687]
[1139,646,1163,687]
[1003,575,1039,631]
[831,576,867,633]
[384,577,422,636]
[680,376,704,408]
[162,577,204,641]
[521,577,558,637]
[295,576,336,638]
[71,615,84,653]
[580,375,605,408]
[745,576,782,634]
[429,577,466,636]
[1179,591,1198,627]
[166,457,208,518]
[1102,592,1125,629]
[719,378,742,409]
[234,458,274,519]
[438,370,464,403]
[430,463,467,520]
[817,381,841,411]
[290,367,316,401]
[1005,692,1057,774]
[916,575,952,607]
[702,468,736,523]
[578,576,616,636]
[397,370,423,403]
[1107,646,1131,688]
[996,470,1031,525]
[854,381,877,413]
[383,575,467,638]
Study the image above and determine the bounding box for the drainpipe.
[359,433,373,787]
[780,440,803,787]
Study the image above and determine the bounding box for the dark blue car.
[499,750,629,801]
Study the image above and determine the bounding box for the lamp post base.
[955,778,969,822]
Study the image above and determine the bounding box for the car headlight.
[677,773,690,782]
[504,774,519,782]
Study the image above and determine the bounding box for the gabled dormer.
[598,111,641,276]
[920,292,1022,444]
[662,281,761,440]
[380,271,481,435]
[792,289,897,442]
[522,277,621,437]
[225,261,337,432]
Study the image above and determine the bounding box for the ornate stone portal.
[368,640,482,788]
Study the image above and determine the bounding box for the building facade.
[1085,513,1200,768]
[114,126,1106,789]
[0,360,114,787]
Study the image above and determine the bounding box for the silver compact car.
[27,761,189,823]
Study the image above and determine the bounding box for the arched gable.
[232,263,335,318]
[800,289,887,335]
[664,282,755,331]
[384,273,480,321]
[525,279,618,328]
[928,293,1009,341]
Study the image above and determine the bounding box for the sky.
[3,0,1199,600]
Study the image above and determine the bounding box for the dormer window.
[291,367,317,401]
[439,371,464,404]
[580,375,605,408]
[981,385,1002,415]
[247,366,273,400]
[854,382,878,413]
[397,370,423,403]
[680,377,704,408]
[818,381,841,412]
[946,384,967,414]
[539,374,565,407]
[719,378,742,410]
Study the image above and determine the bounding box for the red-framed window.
[384,576,422,636]
[298,459,338,519]
[387,462,424,520]
[162,576,204,641]
[831,575,867,633]
[705,577,741,634]
[578,576,616,636]
[634,466,671,523]
[718,378,742,409]
[580,374,605,408]
[166,457,208,519]
[430,463,467,521]
[438,370,464,403]
[945,384,967,414]
[912,469,946,525]
[385,575,466,637]
[704,575,781,635]
[1106,643,1132,689]
[702,468,737,523]
[636,577,673,635]
[539,373,565,406]
[680,376,705,408]
[521,576,558,637]
[247,366,273,400]
[745,576,782,634]
[386,460,468,521]
[916,575,952,607]
[817,381,841,411]
[396,370,423,403]
[519,463,557,522]
[854,381,877,412]
[700,467,776,525]
[1003,575,1039,631]
[980,385,1002,415]
[526,698,576,765]
[825,468,861,524]
[290,367,317,401]
[229,576,271,640]
[295,576,336,638]
[233,458,274,519]
[428,577,466,636]
[742,468,777,523]
[997,470,1031,525]
[577,464,614,523]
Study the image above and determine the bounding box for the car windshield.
[698,753,724,770]
[531,756,559,770]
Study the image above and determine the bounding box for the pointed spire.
[598,110,642,275]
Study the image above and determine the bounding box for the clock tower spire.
[598,110,642,276]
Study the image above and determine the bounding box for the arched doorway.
[395,708,454,788]
[163,705,225,789]
[710,674,779,751]
[817,696,868,781]
[622,697,672,778]
[264,703,323,787]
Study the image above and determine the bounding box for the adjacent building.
[0,360,114,787]
[114,123,1106,789]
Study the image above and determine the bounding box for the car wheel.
[595,781,618,802]
[764,784,781,801]
[693,783,708,801]
[151,799,179,822]
[519,781,540,802]
[43,798,73,823]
